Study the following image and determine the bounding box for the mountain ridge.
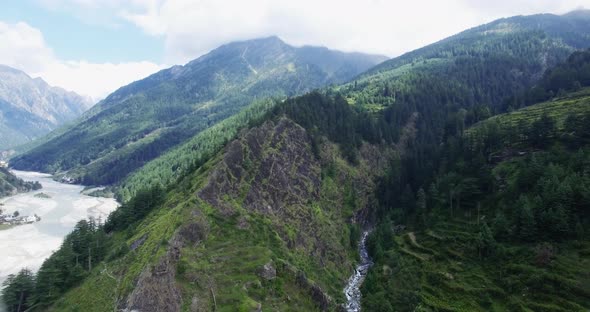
[0,65,92,150]
[11,36,386,186]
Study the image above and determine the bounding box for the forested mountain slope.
[116,11,590,202]
[0,65,92,150]
[362,50,590,311]
[0,168,41,198]
[3,93,410,311]
[3,11,590,312]
[10,37,386,186]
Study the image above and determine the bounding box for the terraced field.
[389,220,590,311]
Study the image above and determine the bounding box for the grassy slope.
[50,121,387,311]
[470,87,590,132]
[388,221,590,311]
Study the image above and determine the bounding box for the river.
[0,170,119,290]
[344,230,374,312]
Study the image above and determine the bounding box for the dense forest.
[361,50,590,311]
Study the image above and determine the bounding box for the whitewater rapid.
[344,230,374,312]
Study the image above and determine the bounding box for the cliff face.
[199,118,321,230]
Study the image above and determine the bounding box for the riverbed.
[0,170,119,288]
[344,230,374,312]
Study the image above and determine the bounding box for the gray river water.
[0,170,118,289]
[344,230,374,312]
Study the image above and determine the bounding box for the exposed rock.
[190,296,199,312]
[130,234,148,251]
[295,271,332,311]
[257,261,277,281]
[236,215,250,229]
[277,260,333,311]
[178,221,208,245]
[123,236,183,312]
[199,118,321,217]
[123,219,208,312]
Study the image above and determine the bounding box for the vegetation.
[2,219,110,311]
[3,10,590,312]
[363,50,590,311]
[0,168,42,198]
[12,37,384,186]
[117,98,275,201]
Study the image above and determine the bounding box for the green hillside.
[363,50,590,311]
[3,11,590,312]
[116,11,590,202]
[11,37,386,186]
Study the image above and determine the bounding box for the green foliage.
[360,13,590,310]
[0,219,112,310]
[117,98,275,201]
[12,38,383,186]
[507,49,590,107]
[1,269,35,312]
[0,168,42,198]
[105,185,166,232]
[6,10,590,312]
[367,86,590,311]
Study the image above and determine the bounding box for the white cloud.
[4,0,588,100]
[34,61,164,101]
[112,0,588,64]
[0,21,54,73]
[0,21,164,101]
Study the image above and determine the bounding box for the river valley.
[0,170,118,290]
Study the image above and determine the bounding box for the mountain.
[11,36,387,185]
[116,10,590,201]
[364,91,590,311]
[365,10,590,77]
[3,12,590,312]
[0,65,92,150]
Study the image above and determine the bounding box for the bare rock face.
[199,118,321,217]
[257,261,277,281]
[123,220,208,312]
[124,236,183,312]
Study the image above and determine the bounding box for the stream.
[344,230,374,312]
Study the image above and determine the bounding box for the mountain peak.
[0,64,29,77]
[563,8,590,18]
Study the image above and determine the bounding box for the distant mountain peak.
[563,8,590,18]
[0,64,93,150]
[0,65,31,77]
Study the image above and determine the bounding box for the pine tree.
[517,198,537,242]
[2,269,35,312]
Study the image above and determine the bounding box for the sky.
[0,0,587,101]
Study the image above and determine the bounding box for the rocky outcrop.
[199,118,321,217]
[256,261,277,281]
[123,218,208,312]
[277,260,333,311]
[123,236,183,312]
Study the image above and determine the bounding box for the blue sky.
[0,0,163,63]
[0,0,586,101]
